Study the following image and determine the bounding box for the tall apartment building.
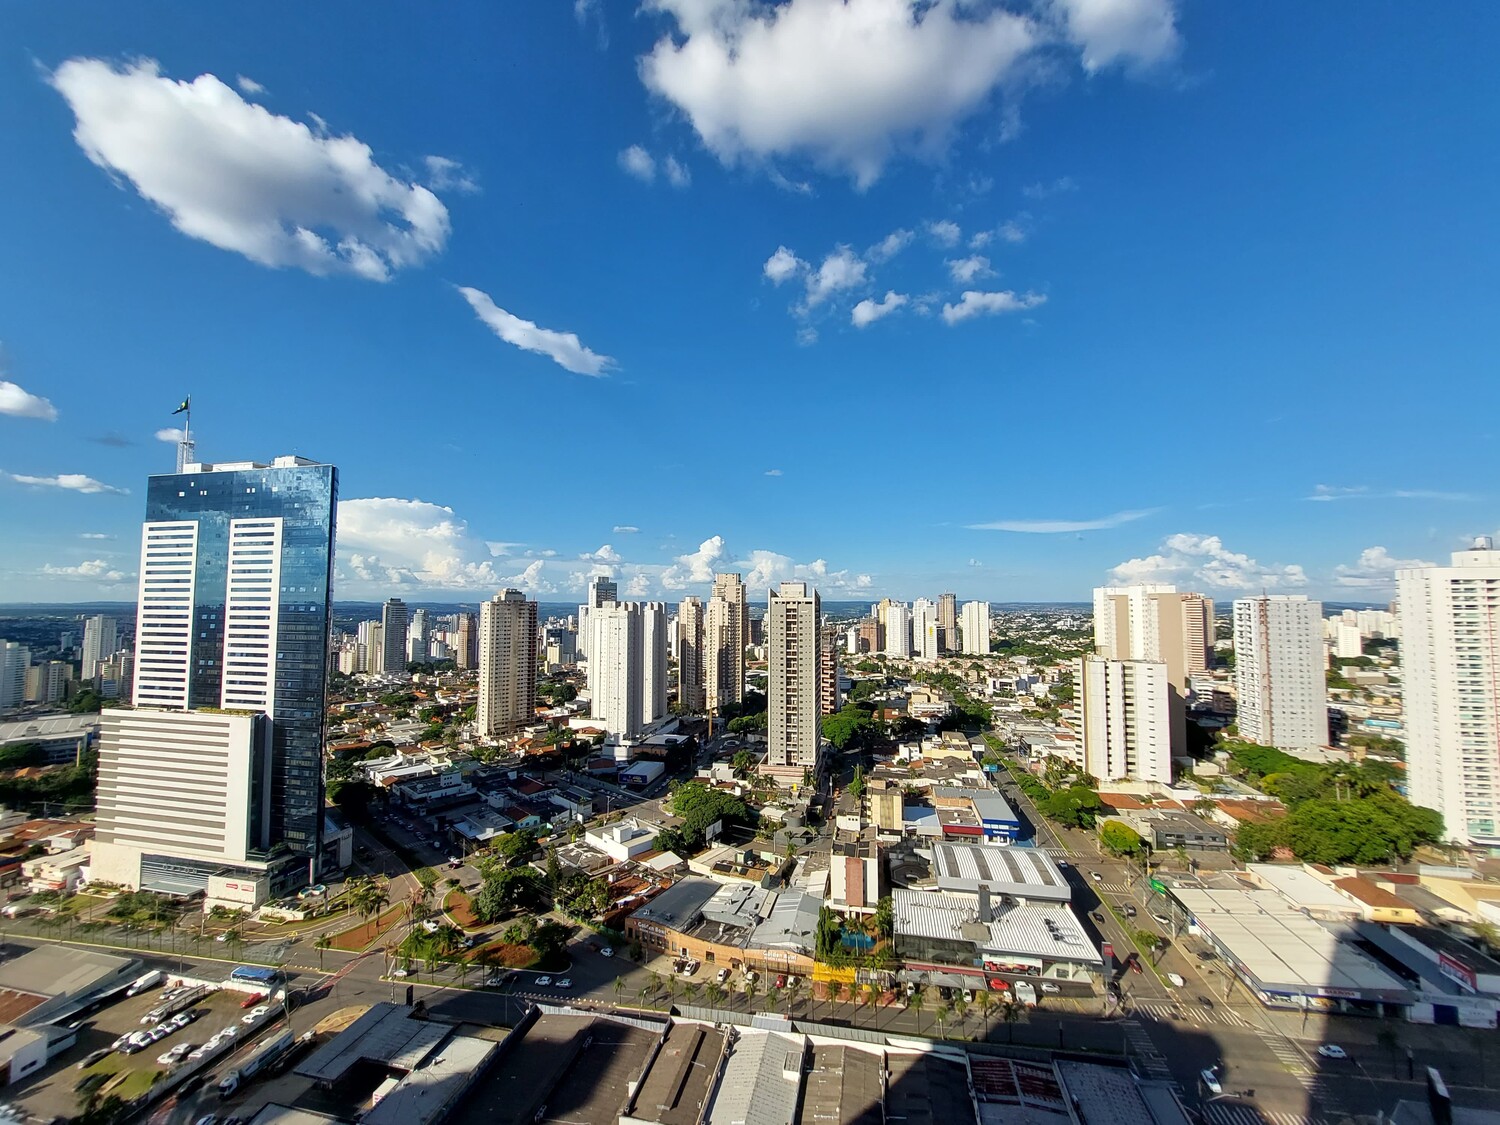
[478,589,538,738]
[588,601,668,740]
[938,593,958,654]
[911,599,936,662]
[381,598,409,675]
[677,596,706,712]
[767,582,820,771]
[1077,656,1173,785]
[819,624,841,715]
[455,612,477,669]
[364,622,385,674]
[884,604,911,658]
[960,601,991,655]
[1398,542,1500,846]
[706,572,748,711]
[24,660,68,705]
[577,575,618,661]
[0,642,29,711]
[857,618,883,654]
[1233,595,1327,751]
[94,453,337,900]
[408,608,430,663]
[80,614,117,681]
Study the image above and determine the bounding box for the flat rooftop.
[885,1050,977,1125]
[705,1030,804,1125]
[628,1022,725,1125]
[1172,887,1411,998]
[295,1003,448,1083]
[931,844,1070,899]
[0,944,136,1016]
[1247,864,1358,912]
[799,1045,882,1125]
[631,877,721,929]
[362,1035,497,1125]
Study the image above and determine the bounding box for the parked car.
[536,976,553,987]
[239,992,266,1008]
[555,978,572,989]
[774,975,787,990]
[599,946,614,958]
[717,968,731,985]
[241,1006,270,1024]
[1039,982,1060,994]
[1151,913,1172,927]
[157,1043,193,1066]
[392,968,409,978]
[77,1048,112,1069]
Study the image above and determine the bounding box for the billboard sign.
[1439,951,1478,993]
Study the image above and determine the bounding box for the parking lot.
[9,977,283,1123]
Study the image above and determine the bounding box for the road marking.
[1121,1019,1175,1080]
[1205,1103,1327,1125]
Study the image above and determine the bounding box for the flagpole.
[175,396,195,473]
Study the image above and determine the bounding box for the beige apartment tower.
[767,581,821,771]
[706,572,748,711]
[677,596,706,712]
[478,589,538,738]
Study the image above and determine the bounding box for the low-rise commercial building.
[892,887,1103,985]
[625,876,819,976]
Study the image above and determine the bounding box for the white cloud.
[1022,175,1078,199]
[998,217,1028,243]
[4,471,126,495]
[423,155,479,194]
[967,558,982,567]
[741,550,871,595]
[663,154,692,188]
[1333,546,1435,589]
[866,228,913,262]
[764,468,784,476]
[969,230,994,249]
[502,559,556,595]
[50,58,449,280]
[79,533,112,540]
[795,326,818,347]
[1307,484,1476,503]
[0,379,59,421]
[613,525,640,534]
[1054,0,1180,72]
[625,574,653,597]
[235,75,265,96]
[660,535,729,589]
[941,289,1045,324]
[928,219,962,247]
[42,558,126,582]
[457,285,614,376]
[763,245,805,284]
[1110,533,1308,591]
[805,245,867,306]
[968,508,1157,533]
[337,496,505,590]
[946,254,992,284]
[486,541,524,556]
[619,144,656,182]
[155,428,186,443]
[851,290,907,327]
[640,0,1038,188]
[581,544,622,563]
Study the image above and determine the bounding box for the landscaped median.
[325,906,403,952]
[441,889,482,930]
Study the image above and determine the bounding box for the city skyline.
[2,5,1497,603]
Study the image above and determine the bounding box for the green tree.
[822,706,874,750]
[1099,821,1145,857]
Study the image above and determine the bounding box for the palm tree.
[976,988,994,1033]
[743,980,759,1011]
[613,976,626,1005]
[866,982,882,1026]
[910,987,926,1032]
[314,934,332,971]
[998,998,1024,1044]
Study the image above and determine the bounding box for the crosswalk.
[1250,1033,1351,1117]
[1299,1074,1351,1118]
[1204,1102,1328,1125]
[1257,1032,1313,1075]
[1131,1000,1256,1029]
[1121,1019,1175,1081]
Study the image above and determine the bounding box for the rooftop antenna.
[172,395,194,472]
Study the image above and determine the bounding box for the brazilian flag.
[172,397,190,415]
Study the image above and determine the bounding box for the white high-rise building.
[382,599,409,675]
[0,642,29,711]
[1233,595,1327,751]
[1334,623,1364,661]
[706,572,748,711]
[677,597,706,713]
[917,619,941,662]
[365,623,385,675]
[1398,542,1500,846]
[960,601,991,655]
[1077,656,1173,785]
[767,582,820,770]
[577,575,618,661]
[938,593,958,654]
[884,604,911,658]
[478,590,538,738]
[81,614,118,682]
[588,601,667,740]
[408,608,431,663]
[911,599,937,662]
[24,660,68,705]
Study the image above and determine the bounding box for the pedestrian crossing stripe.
[1205,1103,1328,1125]
[1130,1000,1257,1028]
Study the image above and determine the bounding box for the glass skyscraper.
[132,455,337,862]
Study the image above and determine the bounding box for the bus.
[228,966,280,989]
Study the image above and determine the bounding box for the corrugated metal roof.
[705,1031,804,1125]
[932,843,1069,897]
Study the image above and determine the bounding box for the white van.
[1013,981,1037,1007]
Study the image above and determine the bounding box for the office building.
[95,453,337,897]
[767,582,820,771]
[381,598,409,675]
[677,596,706,712]
[884,603,911,658]
[80,614,117,681]
[477,589,538,738]
[1398,542,1500,846]
[588,601,668,740]
[938,593,958,654]
[24,661,68,705]
[0,642,29,711]
[577,575,618,661]
[1077,656,1172,784]
[1233,595,1327,751]
[960,600,991,655]
[706,572,748,711]
[819,624,841,715]
[455,612,477,669]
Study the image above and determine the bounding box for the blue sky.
[1,1,1497,606]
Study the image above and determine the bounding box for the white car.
[599,946,614,958]
[555,978,572,989]
[157,1043,192,1066]
[392,968,409,978]
[536,976,553,987]
[1317,1045,1348,1060]
[1039,982,1061,994]
[1201,1069,1223,1096]
[1166,973,1186,988]
[241,1005,270,1024]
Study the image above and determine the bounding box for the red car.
[774,974,787,989]
[987,978,1009,991]
[1128,955,1144,976]
[239,992,266,1008]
